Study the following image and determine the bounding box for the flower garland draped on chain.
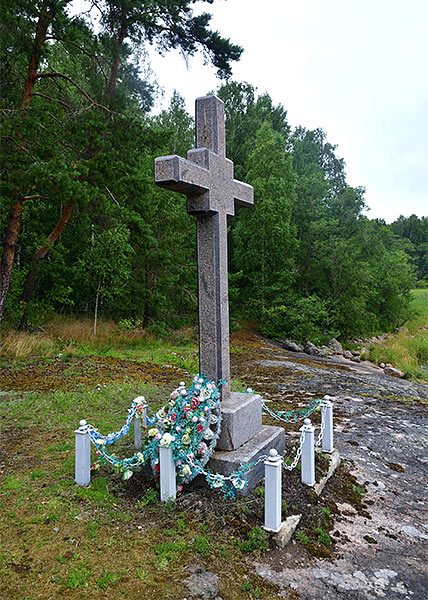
[86,376,324,498]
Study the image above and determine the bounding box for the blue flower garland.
[87,379,324,499]
[87,375,252,497]
[244,388,322,423]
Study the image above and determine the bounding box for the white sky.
[147,0,428,223]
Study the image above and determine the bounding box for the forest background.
[1,0,427,345]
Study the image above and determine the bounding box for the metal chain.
[262,398,321,424]
[315,404,327,447]
[186,452,269,483]
[282,427,306,471]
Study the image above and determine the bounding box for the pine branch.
[34,72,112,113]
[31,92,75,110]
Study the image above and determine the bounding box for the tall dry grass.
[366,289,428,381]
[0,331,56,359]
[0,315,197,361]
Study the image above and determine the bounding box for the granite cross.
[154,95,254,398]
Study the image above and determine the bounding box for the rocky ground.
[241,337,428,600]
[1,331,427,600]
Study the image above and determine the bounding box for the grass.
[364,289,428,381]
[0,313,410,598]
[0,314,198,368]
[0,376,283,600]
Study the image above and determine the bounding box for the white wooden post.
[321,397,334,453]
[75,420,91,486]
[159,446,176,502]
[301,418,315,486]
[134,399,147,450]
[264,449,282,532]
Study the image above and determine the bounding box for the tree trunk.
[0,8,51,325]
[0,196,24,323]
[20,10,50,109]
[93,281,102,336]
[106,22,127,96]
[19,199,74,328]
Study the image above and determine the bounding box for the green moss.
[314,527,331,546]
[296,530,310,545]
[64,565,92,589]
[238,527,269,553]
[194,535,211,557]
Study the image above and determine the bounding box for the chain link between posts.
[315,403,327,447]
[281,426,306,471]
[261,398,322,424]
[82,385,329,496]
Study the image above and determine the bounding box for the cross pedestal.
[155,95,284,491]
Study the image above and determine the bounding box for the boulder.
[282,340,304,353]
[384,366,405,378]
[319,345,333,357]
[350,355,361,363]
[328,337,343,354]
[184,566,220,600]
[395,326,409,335]
[350,350,360,357]
[304,341,321,356]
[343,350,353,360]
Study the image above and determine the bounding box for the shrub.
[261,295,332,343]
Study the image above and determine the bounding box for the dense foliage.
[1,1,423,342]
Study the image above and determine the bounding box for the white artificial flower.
[211,475,224,488]
[156,408,166,420]
[203,429,214,440]
[160,432,173,447]
[232,478,245,490]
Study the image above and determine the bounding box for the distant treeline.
[1,1,426,342]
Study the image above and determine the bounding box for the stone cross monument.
[155,95,284,490]
[155,95,253,396]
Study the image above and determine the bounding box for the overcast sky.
[147,0,428,223]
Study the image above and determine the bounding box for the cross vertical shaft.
[196,210,230,390]
[193,96,229,389]
[154,94,253,398]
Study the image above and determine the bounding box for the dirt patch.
[0,356,186,391]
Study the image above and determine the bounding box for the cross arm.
[233,180,254,208]
[155,155,210,194]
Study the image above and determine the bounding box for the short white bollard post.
[301,418,315,486]
[159,446,176,502]
[321,397,334,453]
[264,448,282,532]
[134,397,147,450]
[75,420,91,486]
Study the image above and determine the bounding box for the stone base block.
[208,425,285,495]
[217,392,262,451]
